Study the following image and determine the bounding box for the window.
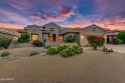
[80,35,84,39]
[92,28,95,31]
[59,36,63,42]
[42,28,46,31]
[50,28,54,31]
[42,29,45,31]
[43,26,45,29]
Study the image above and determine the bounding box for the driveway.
[105,44,125,53]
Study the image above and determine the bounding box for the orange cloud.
[0,23,24,29]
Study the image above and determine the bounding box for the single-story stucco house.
[17,22,120,46]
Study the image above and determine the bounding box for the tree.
[64,35,77,42]
[0,34,13,49]
[18,33,30,43]
[87,35,105,50]
[117,31,125,43]
[111,37,123,44]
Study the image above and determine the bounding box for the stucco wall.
[44,23,59,34]
[42,34,48,42]
[82,26,105,35]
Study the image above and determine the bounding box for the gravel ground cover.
[0,48,125,83]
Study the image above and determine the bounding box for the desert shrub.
[72,45,83,54]
[107,49,113,53]
[72,45,80,49]
[1,51,9,57]
[64,35,77,42]
[29,50,40,56]
[75,47,83,54]
[103,46,106,52]
[18,33,30,43]
[47,45,83,57]
[0,34,13,49]
[44,45,51,49]
[111,37,123,44]
[47,47,58,55]
[103,46,113,53]
[87,35,105,50]
[33,40,43,47]
[56,45,69,53]
[117,31,125,43]
[60,48,75,58]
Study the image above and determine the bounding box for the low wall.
[9,42,34,48]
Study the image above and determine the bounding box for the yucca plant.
[29,50,40,56]
[1,51,10,57]
[0,34,13,49]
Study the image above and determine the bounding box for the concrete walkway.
[105,44,125,53]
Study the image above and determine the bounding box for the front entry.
[48,34,56,42]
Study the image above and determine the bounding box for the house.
[17,22,120,46]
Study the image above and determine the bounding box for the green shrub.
[117,31,125,43]
[72,45,83,54]
[44,45,51,49]
[0,34,13,49]
[64,35,77,42]
[87,35,105,50]
[47,45,83,57]
[75,47,83,54]
[56,45,69,53]
[18,33,30,43]
[47,47,58,55]
[33,40,43,47]
[72,45,80,49]
[1,51,9,57]
[29,50,40,56]
[60,48,75,58]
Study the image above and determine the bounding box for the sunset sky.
[0,0,125,30]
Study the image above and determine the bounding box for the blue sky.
[0,0,125,30]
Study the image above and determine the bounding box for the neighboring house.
[17,22,121,46]
[106,30,121,43]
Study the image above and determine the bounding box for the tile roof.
[43,22,60,28]
[17,23,122,35]
[59,24,112,34]
[59,28,81,34]
[17,29,27,33]
[83,24,112,33]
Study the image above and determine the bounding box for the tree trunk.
[93,46,97,50]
